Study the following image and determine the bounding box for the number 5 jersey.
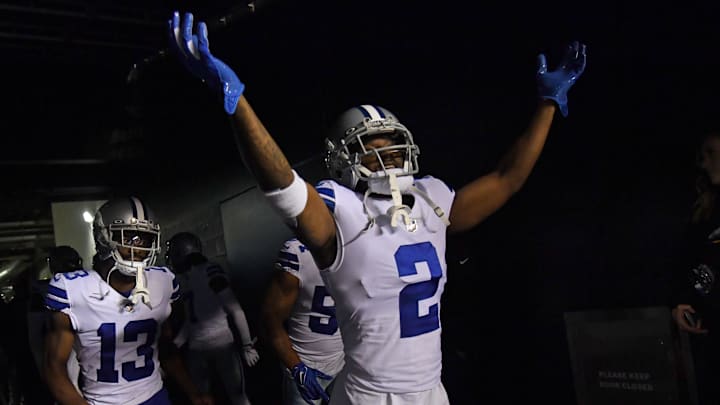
[276,238,344,376]
[45,267,180,405]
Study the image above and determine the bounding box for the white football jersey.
[276,238,344,376]
[315,176,454,393]
[45,267,180,405]
[177,261,235,350]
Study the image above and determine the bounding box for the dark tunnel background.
[3,0,720,403]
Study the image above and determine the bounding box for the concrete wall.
[50,200,107,268]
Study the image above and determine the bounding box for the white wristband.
[264,170,308,219]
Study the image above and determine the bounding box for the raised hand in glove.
[537,41,587,117]
[168,11,244,114]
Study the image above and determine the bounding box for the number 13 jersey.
[316,176,454,393]
[45,267,180,405]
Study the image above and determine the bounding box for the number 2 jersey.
[45,267,180,405]
[275,238,344,376]
[315,176,454,393]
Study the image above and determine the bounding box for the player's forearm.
[45,364,87,405]
[262,312,301,368]
[267,327,302,369]
[230,309,253,345]
[218,289,253,344]
[230,96,294,190]
[496,100,556,191]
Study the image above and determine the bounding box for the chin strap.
[360,171,416,232]
[359,171,450,234]
[386,171,415,231]
[107,265,152,311]
[131,269,152,310]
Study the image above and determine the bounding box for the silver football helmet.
[93,196,161,277]
[325,104,420,191]
[323,105,449,232]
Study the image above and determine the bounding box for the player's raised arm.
[449,41,587,233]
[167,11,337,267]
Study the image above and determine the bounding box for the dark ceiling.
[0,0,268,267]
[3,0,720,274]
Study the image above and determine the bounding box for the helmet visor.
[111,229,158,261]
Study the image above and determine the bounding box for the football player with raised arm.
[168,11,586,404]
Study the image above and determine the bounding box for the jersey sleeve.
[45,273,79,330]
[45,274,70,311]
[275,239,304,286]
[315,180,337,214]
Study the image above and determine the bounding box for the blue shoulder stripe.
[278,251,298,262]
[315,183,336,213]
[47,284,68,300]
[316,187,334,199]
[45,296,70,310]
[277,259,299,271]
[323,198,336,213]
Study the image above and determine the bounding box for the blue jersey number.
[309,286,338,335]
[97,319,158,383]
[396,242,443,338]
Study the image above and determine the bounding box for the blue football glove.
[168,11,244,115]
[291,362,332,405]
[536,41,587,117]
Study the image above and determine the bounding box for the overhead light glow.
[82,211,94,223]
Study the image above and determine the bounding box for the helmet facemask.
[109,227,160,275]
[95,216,160,277]
[355,134,416,196]
[325,105,450,232]
[326,113,420,193]
[325,107,422,231]
[92,197,160,310]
